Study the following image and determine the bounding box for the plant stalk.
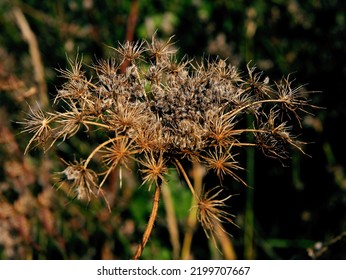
[133,183,161,259]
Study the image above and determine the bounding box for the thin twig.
[180,162,204,259]
[174,158,197,199]
[133,183,161,259]
[120,0,140,73]
[215,224,237,259]
[12,6,48,108]
[161,181,181,259]
[125,0,139,42]
[307,231,346,259]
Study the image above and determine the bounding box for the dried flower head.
[146,33,176,63]
[21,34,319,258]
[60,159,99,201]
[19,103,54,154]
[197,186,238,246]
[113,40,145,64]
[203,146,247,186]
[138,152,168,191]
[99,136,138,187]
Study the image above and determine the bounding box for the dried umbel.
[21,34,318,258]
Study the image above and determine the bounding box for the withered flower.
[202,146,247,186]
[197,186,238,246]
[146,33,176,63]
[20,103,54,154]
[21,34,318,258]
[138,152,168,191]
[113,40,145,64]
[99,136,138,187]
[60,159,99,202]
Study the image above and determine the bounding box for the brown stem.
[161,181,181,259]
[174,158,197,199]
[181,162,204,259]
[215,223,237,259]
[125,0,139,42]
[13,6,48,108]
[120,0,140,73]
[133,183,161,259]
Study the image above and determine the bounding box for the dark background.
[0,0,345,259]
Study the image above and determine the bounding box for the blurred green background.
[1,0,345,259]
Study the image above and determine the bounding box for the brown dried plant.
[21,34,318,259]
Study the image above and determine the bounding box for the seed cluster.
[21,34,317,247]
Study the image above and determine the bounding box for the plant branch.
[181,162,204,259]
[161,181,181,259]
[83,137,119,168]
[174,158,197,199]
[133,182,161,259]
[307,231,346,259]
[12,6,48,108]
[120,0,140,73]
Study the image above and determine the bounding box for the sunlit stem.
[83,137,119,168]
[174,158,197,199]
[83,120,112,129]
[133,182,161,259]
[227,99,289,119]
[181,161,204,260]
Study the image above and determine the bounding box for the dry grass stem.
[133,183,161,260]
[13,6,48,107]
